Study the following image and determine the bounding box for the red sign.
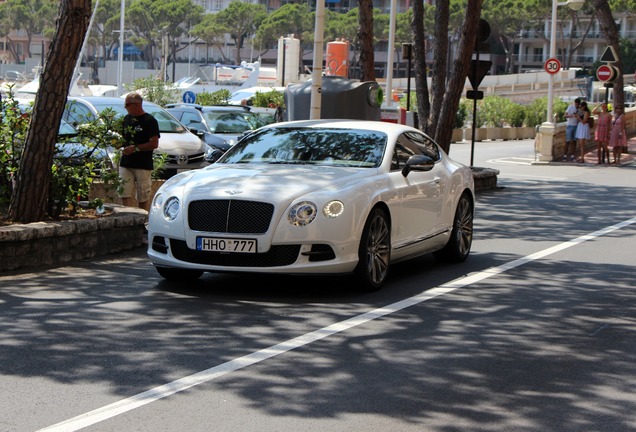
[544,58,561,75]
[596,64,615,82]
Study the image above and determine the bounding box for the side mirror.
[402,154,434,177]
[204,148,224,163]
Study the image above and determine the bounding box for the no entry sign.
[596,64,617,82]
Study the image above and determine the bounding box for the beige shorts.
[118,167,153,203]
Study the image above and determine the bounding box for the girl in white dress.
[575,101,591,163]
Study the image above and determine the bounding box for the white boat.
[174,61,280,96]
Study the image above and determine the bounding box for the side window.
[403,131,441,161]
[63,102,94,126]
[391,132,441,172]
[391,141,416,171]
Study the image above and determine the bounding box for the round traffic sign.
[596,64,615,82]
[182,90,196,103]
[544,58,561,75]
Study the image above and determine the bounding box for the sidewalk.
[558,135,636,166]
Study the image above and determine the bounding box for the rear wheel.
[434,193,473,262]
[355,208,391,292]
[156,266,204,281]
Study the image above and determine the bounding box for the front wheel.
[434,193,473,263]
[355,208,391,292]
[156,266,204,281]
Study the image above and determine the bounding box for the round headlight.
[323,200,344,218]
[288,201,317,226]
[163,196,180,221]
[152,193,164,211]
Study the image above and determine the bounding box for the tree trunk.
[429,0,450,136]
[433,0,484,155]
[594,0,624,108]
[412,0,430,133]
[357,0,375,81]
[8,0,91,223]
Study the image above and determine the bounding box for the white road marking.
[38,216,636,432]
[500,173,567,181]
[487,157,535,165]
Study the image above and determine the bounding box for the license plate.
[196,237,257,253]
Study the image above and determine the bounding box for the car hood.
[164,164,377,201]
[158,130,207,154]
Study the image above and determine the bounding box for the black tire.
[434,192,473,263]
[156,266,204,281]
[355,208,391,292]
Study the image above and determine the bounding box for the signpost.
[183,91,196,104]
[598,45,621,105]
[596,64,617,82]
[544,58,561,75]
[468,19,491,167]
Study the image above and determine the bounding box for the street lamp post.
[545,0,585,124]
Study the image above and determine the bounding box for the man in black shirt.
[119,92,160,211]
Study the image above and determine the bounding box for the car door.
[390,131,446,253]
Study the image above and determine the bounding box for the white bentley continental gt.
[147,119,475,291]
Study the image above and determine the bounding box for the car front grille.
[169,239,300,267]
[188,200,274,234]
[165,152,205,166]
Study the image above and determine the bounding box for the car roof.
[165,103,250,113]
[265,119,424,134]
[68,96,160,108]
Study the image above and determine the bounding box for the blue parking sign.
[183,91,196,103]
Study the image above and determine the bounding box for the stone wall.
[0,208,147,273]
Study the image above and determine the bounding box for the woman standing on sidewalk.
[592,102,612,164]
[575,101,591,163]
[610,105,627,165]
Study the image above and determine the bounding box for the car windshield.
[203,111,266,134]
[218,127,387,168]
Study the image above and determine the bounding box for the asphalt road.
[1,139,635,432]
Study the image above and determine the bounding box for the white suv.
[62,96,209,178]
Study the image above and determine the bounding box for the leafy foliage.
[524,96,569,128]
[195,89,231,105]
[124,77,181,106]
[252,89,285,108]
[508,103,526,127]
[126,0,205,71]
[0,92,122,219]
[455,100,469,128]
[214,1,267,64]
[479,95,523,128]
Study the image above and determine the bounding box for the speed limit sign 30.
[544,58,561,75]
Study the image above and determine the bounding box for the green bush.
[252,89,285,108]
[195,89,231,105]
[124,77,180,106]
[399,94,468,129]
[524,96,569,128]
[507,103,526,127]
[479,95,515,127]
[455,100,468,128]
